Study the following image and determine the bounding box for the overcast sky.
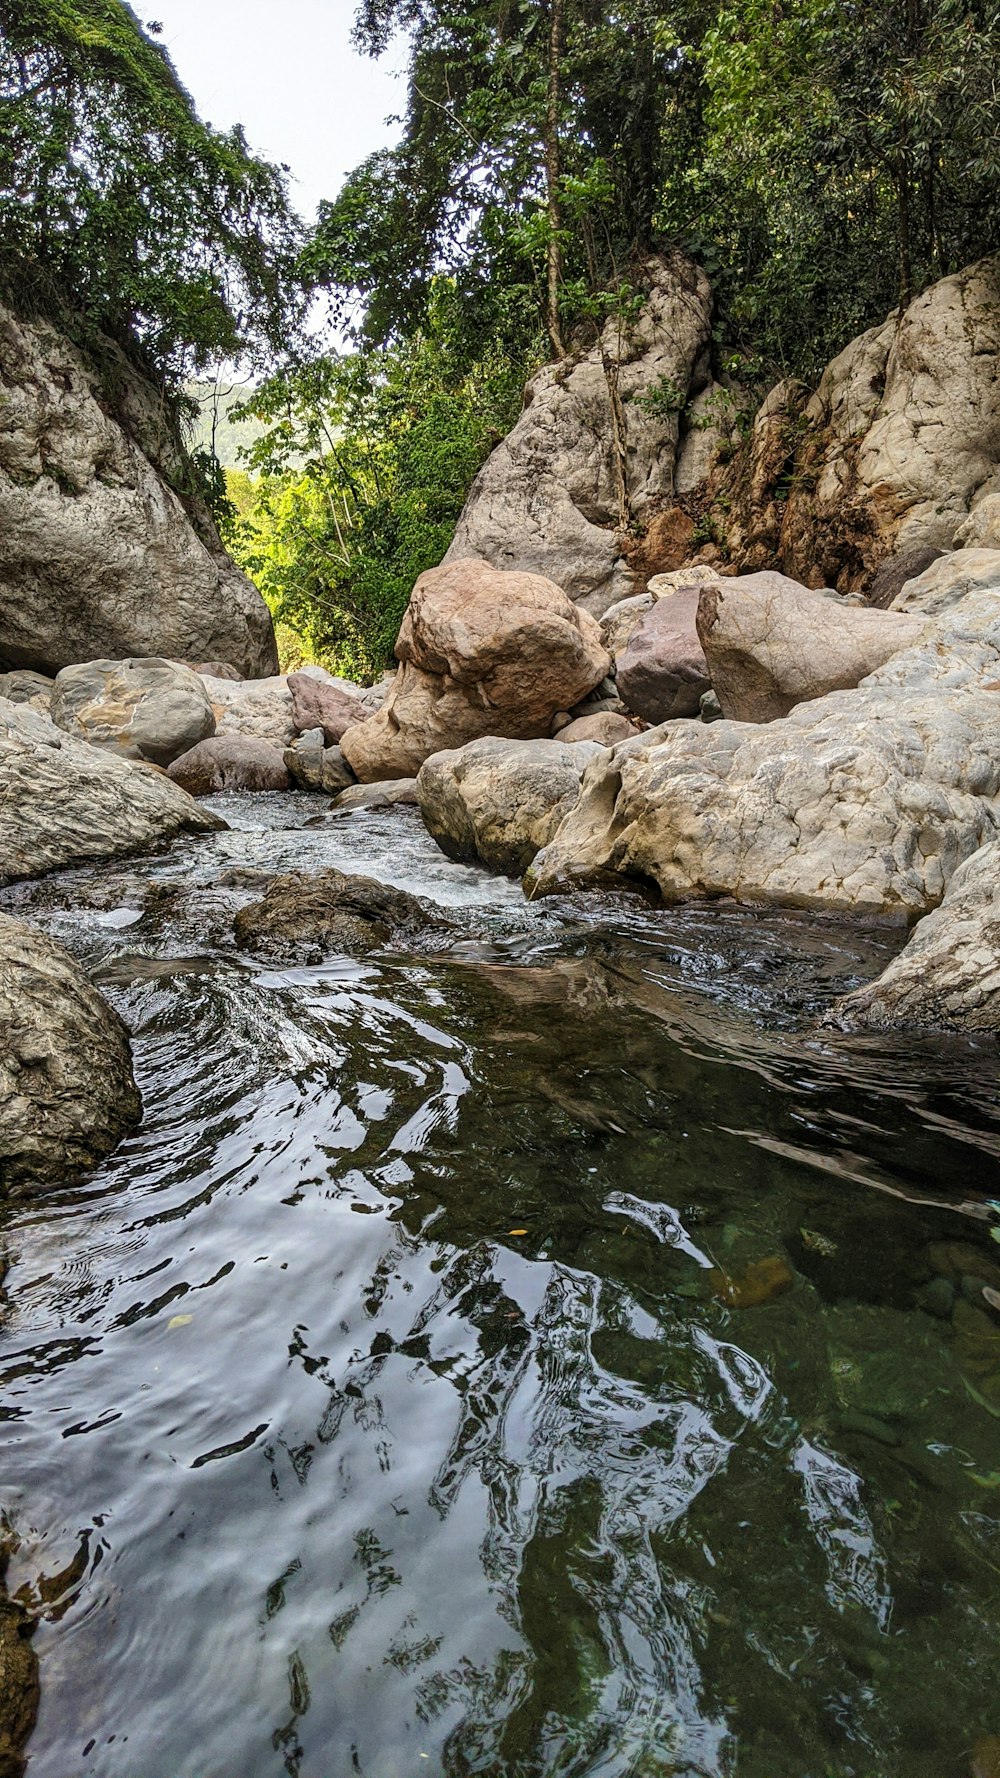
[146,0,406,224]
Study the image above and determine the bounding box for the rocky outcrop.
[233,870,452,962]
[528,580,1000,914]
[0,913,141,1189]
[0,697,223,885]
[167,734,291,795]
[340,559,609,782]
[0,301,276,677]
[418,736,604,876]
[696,573,922,722]
[830,838,1000,1031]
[888,547,1000,617]
[445,253,714,614]
[617,586,712,721]
[50,657,215,765]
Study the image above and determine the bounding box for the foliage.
[0,0,304,384]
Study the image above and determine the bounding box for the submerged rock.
[168,734,291,795]
[0,697,223,885]
[50,657,215,765]
[0,913,141,1190]
[340,559,609,782]
[233,869,452,961]
[418,736,603,876]
[0,1561,38,1778]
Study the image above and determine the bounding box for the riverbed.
[2,794,1000,1778]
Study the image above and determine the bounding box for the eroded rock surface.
[0,913,141,1189]
[50,657,215,764]
[0,302,276,677]
[418,736,603,876]
[283,729,354,794]
[233,870,451,961]
[168,734,291,795]
[0,697,223,884]
[199,673,295,748]
[340,559,609,782]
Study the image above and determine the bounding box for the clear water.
[3,794,1000,1778]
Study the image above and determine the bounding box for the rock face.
[696,573,923,722]
[528,583,1000,914]
[287,672,366,744]
[340,559,610,782]
[617,586,712,721]
[0,697,223,885]
[0,301,277,677]
[50,657,215,765]
[167,734,291,795]
[233,870,451,962]
[418,736,603,875]
[0,913,141,1189]
[830,838,1000,1031]
[445,254,714,614]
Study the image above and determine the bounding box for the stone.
[167,734,291,795]
[340,559,609,782]
[556,712,640,745]
[199,673,295,747]
[444,253,714,614]
[599,593,654,662]
[50,657,215,765]
[866,545,944,609]
[708,1256,794,1308]
[0,1573,38,1777]
[183,659,243,680]
[955,494,1000,551]
[0,913,142,1189]
[829,836,1000,1031]
[696,572,923,722]
[283,728,355,794]
[287,671,366,744]
[0,697,223,885]
[418,736,604,876]
[617,586,711,721]
[527,586,1000,915]
[0,301,276,677]
[330,779,420,812]
[0,670,52,711]
[233,869,451,962]
[889,547,1000,617]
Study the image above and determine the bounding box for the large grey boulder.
[283,729,354,794]
[0,302,276,677]
[830,838,1000,1031]
[418,736,604,876]
[527,585,1000,915]
[696,573,923,722]
[168,734,291,795]
[199,673,295,748]
[0,697,223,885]
[50,657,215,765]
[617,587,712,722]
[0,913,141,1189]
[340,559,609,783]
[445,253,714,614]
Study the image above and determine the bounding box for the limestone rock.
[283,728,355,794]
[50,657,215,765]
[445,253,714,614]
[527,587,1000,914]
[599,593,654,661]
[557,712,640,745]
[340,559,609,782]
[418,736,603,876]
[0,670,52,711]
[233,869,451,961]
[0,913,141,1189]
[617,587,711,721]
[0,697,223,885]
[287,671,366,744]
[696,572,923,722]
[167,734,291,795]
[830,835,1000,1031]
[199,673,295,748]
[955,492,1000,551]
[0,301,276,677]
[331,779,420,812]
[888,547,1000,616]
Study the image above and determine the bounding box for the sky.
[146,0,407,225]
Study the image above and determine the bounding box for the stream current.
[3,793,1000,1778]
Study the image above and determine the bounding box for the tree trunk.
[545,0,566,359]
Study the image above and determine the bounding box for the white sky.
[145,0,407,225]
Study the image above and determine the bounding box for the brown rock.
[233,869,451,961]
[167,735,291,795]
[557,713,640,745]
[340,559,610,782]
[287,672,366,744]
[709,1256,794,1308]
[617,587,710,722]
[0,1587,38,1778]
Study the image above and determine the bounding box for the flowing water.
[3,794,1000,1778]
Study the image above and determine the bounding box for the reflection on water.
[2,795,1000,1777]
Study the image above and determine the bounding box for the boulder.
[50,657,215,765]
[283,729,355,794]
[888,547,1000,617]
[866,545,944,609]
[0,301,276,677]
[599,593,654,661]
[233,869,451,962]
[617,587,711,721]
[556,712,640,745]
[0,913,141,1189]
[954,492,1000,551]
[183,659,243,680]
[418,736,604,876]
[829,838,1000,1031]
[0,669,52,711]
[696,573,923,722]
[444,253,714,614]
[339,559,610,782]
[331,779,420,812]
[167,734,291,795]
[0,697,223,885]
[527,586,1000,915]
[199,673,295,747]
[287,671,366,744]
